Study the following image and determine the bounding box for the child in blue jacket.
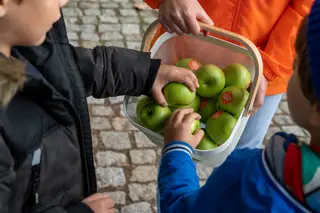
[158,1,320,212]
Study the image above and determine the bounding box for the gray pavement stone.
[130,166,157,182]
[91,105,115,116]
[129,149,156,164]
[101,131,132,150]
[128,183,156,201]
[96,167,126,188]
[108,191,127,205]
[134,132,157,148]
[91,117,112,130]
[122,24,140,35]
[121,202,152,213]
[96,151,128,167]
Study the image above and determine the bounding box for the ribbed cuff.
[162,141,194,158]
[65,202,94,213]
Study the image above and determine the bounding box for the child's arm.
[71,46,198,106]
[159,108,204,212]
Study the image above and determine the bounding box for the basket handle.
[142,20,263,117]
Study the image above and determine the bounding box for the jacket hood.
[0,55,26,106]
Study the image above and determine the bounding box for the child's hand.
[152,65,199,107]
[164,108,204,148]
[82,193,115,213]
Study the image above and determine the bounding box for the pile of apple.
[136,58,251,150]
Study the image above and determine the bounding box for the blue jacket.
[159,141,313,213]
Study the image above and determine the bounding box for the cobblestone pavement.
[63,1,310,212]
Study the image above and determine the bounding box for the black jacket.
[0,15,160,213]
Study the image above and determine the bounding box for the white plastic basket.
[124,21,263,167]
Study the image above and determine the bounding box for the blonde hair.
[0,57,25,106]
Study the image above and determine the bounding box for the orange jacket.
[144,0,313,95]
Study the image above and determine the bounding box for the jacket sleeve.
[158,141,200,213]
[159,141,265,213]
[0,136,93,213]
[70,45,161,98]
[258,0,313,94]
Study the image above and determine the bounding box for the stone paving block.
[91,117,112,130]
[120,9,138,17]
[84,8,101,16]
[101,32,124,40]
[96,167,126,188]
[101,131,132,150]
[99,24,122,32]
[100,15,119,23]
[196,164,213,180]
[109,96,124,104]
[122,24,140,35]
[87,96,105,105]
[121,202,152,213]
[129,149,156,164]
[91,105,115,116]
[107,191,126,205]
[130,166,157,182]
[134,132,157,148]
[129,183,156,201]
[96,151,128,166]
[112,117,137,131]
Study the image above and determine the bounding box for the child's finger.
[167,108,181,125]
[170,70,196,91]
[182,112,201,126]
[193,129,205,144]
[152,87,168,107]
[173,108,194,124]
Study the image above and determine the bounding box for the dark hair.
[295,16,318,104]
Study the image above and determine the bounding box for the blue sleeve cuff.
[162,141,194,158]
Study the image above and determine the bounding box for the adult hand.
[158,0,213,35]
[251,76,268,115]
[152,65,199,107]
[82,193,115,213]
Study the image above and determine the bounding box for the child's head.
[0,0,68,56]
[287,14,320,141]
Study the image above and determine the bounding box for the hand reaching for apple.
[152,65,199,107]
[159,0,213,35]
[82,193,115,213]
[164,108,204,148]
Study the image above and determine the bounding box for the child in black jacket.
[0,1,198,213]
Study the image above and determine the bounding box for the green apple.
[206,111,237,145]
[218,86,249,117]
[163,82,196,106]
[170,95,201,112]
[191,119,201,134]
[176,58,202,71]
[196,64,225,97]
[196,131,218,150]
[223,63,251,89]
[136,96,154,117]
[138,101,172,132]
[198,97,218,123]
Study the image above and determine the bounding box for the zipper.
[231,0,242,34]
[51,25,92,196]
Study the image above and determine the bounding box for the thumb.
[193,129,205,146]
[152,87,168,107]
[196,9,213,26]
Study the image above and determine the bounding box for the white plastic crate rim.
[124,21,263,167]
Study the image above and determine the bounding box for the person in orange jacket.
[144,0,313,149]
